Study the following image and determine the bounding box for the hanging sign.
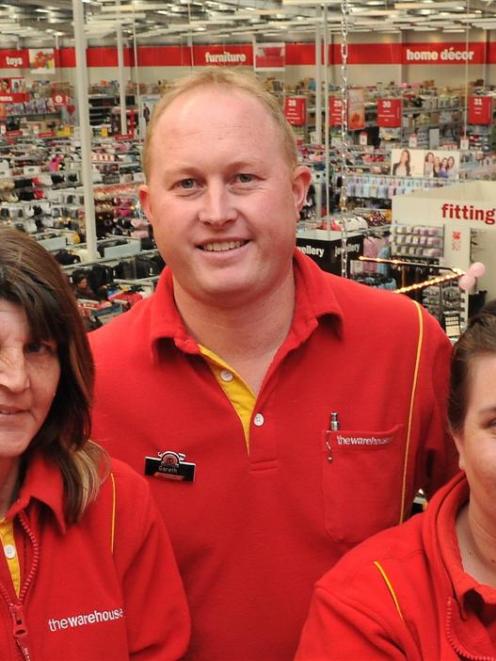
[29,48,55,74]
[329,96,343,126]
[377,98,402,127]
[467,95,493,125]
[348,88,365,130]
[254,43,285,71]
[51,93,70,108]
[284,96,307,126]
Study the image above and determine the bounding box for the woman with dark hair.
[0,227,190,659]
[296,301,496,660]
[392,148,411,176]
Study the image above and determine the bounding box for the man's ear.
[139,184,153,223]
[292,166,313,212]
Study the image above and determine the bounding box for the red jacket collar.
[7,453,66,533]
[147,250,343,355]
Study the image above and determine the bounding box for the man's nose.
[198,184,237,227]
[0,350,30,393]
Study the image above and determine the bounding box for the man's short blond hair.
[142,68,298,180]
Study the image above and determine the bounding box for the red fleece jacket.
[296,472,496,660]
[0,454,190,660]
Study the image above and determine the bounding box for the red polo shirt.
[90,250,457,660]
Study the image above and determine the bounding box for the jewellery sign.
[297,235,364,275]
[284,96,306,127]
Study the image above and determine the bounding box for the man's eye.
[177,178,197,189]
[235,174,254,184]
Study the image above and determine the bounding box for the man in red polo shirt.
[89,69,457,660]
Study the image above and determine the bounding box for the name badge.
[144,450,196,482]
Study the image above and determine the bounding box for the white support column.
[323,4,330,217]
[314,23,322,146]
[116,4,127,135]
[72,0,98,261]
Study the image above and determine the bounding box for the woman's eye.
[25,341,56,355]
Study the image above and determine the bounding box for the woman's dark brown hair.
[0,227,107,523]
[448,300,496,433]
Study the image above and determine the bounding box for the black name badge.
[144,451,196,482]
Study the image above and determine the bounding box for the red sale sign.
[284,96,306,126]
[377,98,402,127]
[468,95,493,125]
[329,96,343,126]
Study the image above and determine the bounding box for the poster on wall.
[390,148,460,179]
[254,43,285,71]
[29,48,55,74]
[139,94,160,137]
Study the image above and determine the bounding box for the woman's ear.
[450,429,465,472]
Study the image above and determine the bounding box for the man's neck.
[173,273,296,394]
[456,503,496,588]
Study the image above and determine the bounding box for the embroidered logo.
[336,434,392,446]
[48,608,124,632]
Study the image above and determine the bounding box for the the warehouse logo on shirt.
[337,434,392,446]
[48,608,124,632]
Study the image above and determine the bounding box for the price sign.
[377,98,402,128]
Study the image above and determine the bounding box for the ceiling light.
[35,7,50,12]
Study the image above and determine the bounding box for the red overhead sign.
[284,96,306,126]
[468,95,493,125]
[0,50,28,69]
[254,43,285,70]
[329,97,343,127]
[377,98,402,127]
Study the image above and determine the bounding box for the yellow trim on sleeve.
[0,518,20,596]
[399,300,424,524]
[373,560,404,621]
[199,345,256,452]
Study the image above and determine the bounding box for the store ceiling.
[0,0,495,45]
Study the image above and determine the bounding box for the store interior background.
[0,0,495,327]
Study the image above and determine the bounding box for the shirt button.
[220,369,234,382]
[253,413,265,427]
[4,544,16,559]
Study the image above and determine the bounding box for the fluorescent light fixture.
[35,7,50,12]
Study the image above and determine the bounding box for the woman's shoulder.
[316,513,427,598]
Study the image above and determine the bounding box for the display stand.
[392,180,496,325]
